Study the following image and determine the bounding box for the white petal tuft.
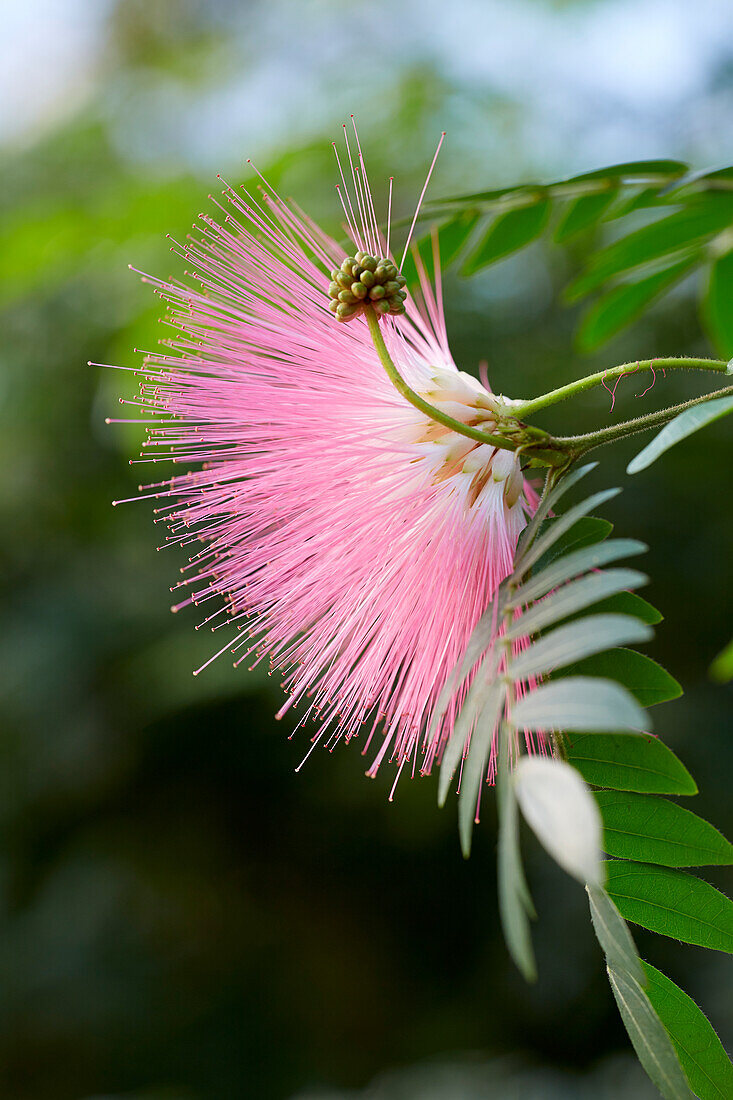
[514,757,603,886]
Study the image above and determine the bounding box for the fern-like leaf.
[436,467,733,1099]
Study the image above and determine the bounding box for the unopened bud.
[337,301,359,321]
[326,254,408,322]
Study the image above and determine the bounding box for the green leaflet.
[512,677,648,733]
[627,394,733,474]
[704,249,733,357]
[423,160,688,212]
[588,886,699,1100]
[416,161,733,359]
[401,210,480,286]
[433,463,729,1100]
[458,682,505,856]
[596,792,733,867]
[560,648,681,707]
[462,199,550,273]
[642,962,733,1100]
[700,166,733,182]
[438,656,503,806]
[563,160,688,183]
[554,189,618,243]
[514,757,604,886]
[565,193,733,301]
[609,185,672,219]
[497,741,537,982]
[566,733,697,796]
[510,616,652,681]
[576,255,698,351]
[517,490,620,576]
[525,515,614,576]
[587,884,645,984]
[607,966,696,1100]
[423,183,540,208]
[605,860,733,952]
[580,591,663,626]
[506,569,648,639]
[515,461,599,558]
[508,538,648,608]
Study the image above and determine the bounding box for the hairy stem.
[365,308,730,467]
[513,357,730,420]
[556,383,733,454]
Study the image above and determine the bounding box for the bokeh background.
[2,1,732,1097]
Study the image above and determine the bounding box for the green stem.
[365,307,731,467]
[364,305,517,452]
[513,357,730,420]
[557,383,733,454]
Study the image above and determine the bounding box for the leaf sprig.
[438,464,733,1100]
[403,159,733,355]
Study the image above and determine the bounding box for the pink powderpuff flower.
[108,124,541,797]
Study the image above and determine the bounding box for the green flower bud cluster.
[327,253,408,322]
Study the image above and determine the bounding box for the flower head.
[327,252,407,321]
[112,125,540,794]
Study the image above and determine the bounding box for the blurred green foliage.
[1,1,731,1097]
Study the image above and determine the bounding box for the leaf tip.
[437,763,456,808]
[522,959,539,984]
[459,822,474,860]
[625,454,648,476]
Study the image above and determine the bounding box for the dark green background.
[2,1,731,1097]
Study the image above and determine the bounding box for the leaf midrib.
[570,751,683,783]
[609,882,733,943]
[603,823,729,860]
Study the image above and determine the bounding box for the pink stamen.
[400,131,446,271]
[342,124,371,253]
[332,143,362,250]
[351,115,381,255]
[386,176,394,260]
